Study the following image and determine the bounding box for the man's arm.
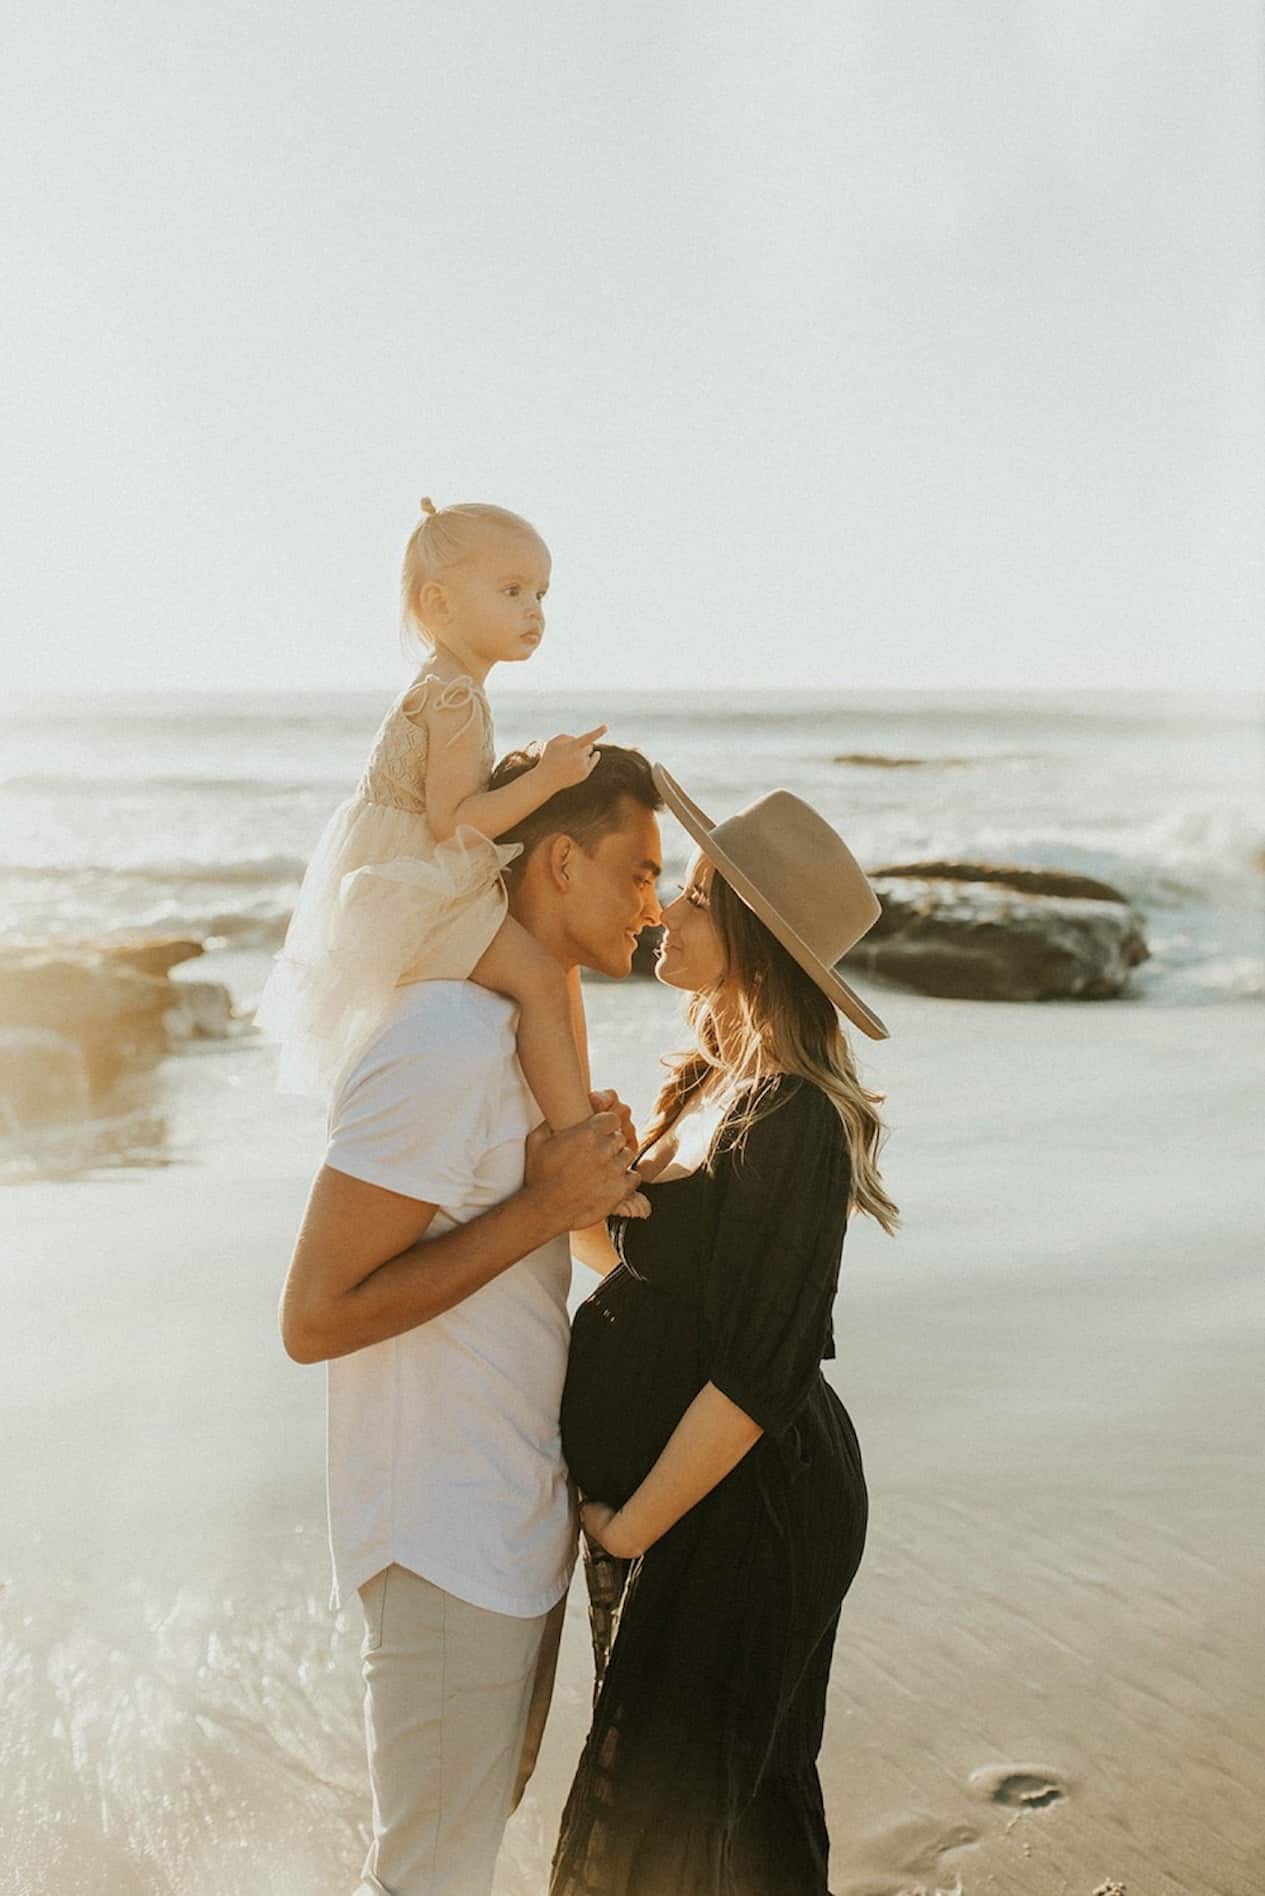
[281,1115,637,1363]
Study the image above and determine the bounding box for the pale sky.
[1,1,1261,695]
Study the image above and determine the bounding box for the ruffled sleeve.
[400,672,487,747]
[701,1078,851,1438]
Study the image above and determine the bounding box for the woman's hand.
[581,1386,763,1560]
[579,1500,639,1559]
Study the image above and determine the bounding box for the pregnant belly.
[561,1273,702,1507]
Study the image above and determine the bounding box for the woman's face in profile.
[655,854,727,994]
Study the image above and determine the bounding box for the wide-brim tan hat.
[651,764,890,1040]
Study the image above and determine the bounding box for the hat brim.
[652,763,889,1041]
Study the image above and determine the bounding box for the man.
[281,743,664,1896]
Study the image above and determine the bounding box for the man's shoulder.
[325,983,525,1199]
[391,979,513,1043]
[344,982,514,1086]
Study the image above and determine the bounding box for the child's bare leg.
[471,917,592,1131]
[565,963,591,1093]
[471,918,648,1216]
[562,963,646,1219]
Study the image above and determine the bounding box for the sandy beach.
[2,981,1262,1895]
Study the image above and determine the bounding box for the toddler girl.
[257,498,636,1194]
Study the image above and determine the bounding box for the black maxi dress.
[551,1075,869,1896]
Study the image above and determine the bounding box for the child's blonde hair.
[400,498,544,646]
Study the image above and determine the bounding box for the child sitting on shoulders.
[257,497,646,1213]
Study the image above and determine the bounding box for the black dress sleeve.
[702,1077,851,1438]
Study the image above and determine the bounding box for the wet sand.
[1,989,1261,1894]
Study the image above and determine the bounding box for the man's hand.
[524,1112,640,1231]
[588,1089,650,1221]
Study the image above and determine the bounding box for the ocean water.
[3,687,1262,1008]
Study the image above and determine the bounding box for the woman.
[553,771,899,1896]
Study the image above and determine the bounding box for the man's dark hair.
[490,743,662,876]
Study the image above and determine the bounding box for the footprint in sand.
[966,1761,1070,1810]
[836,1810,981,1896]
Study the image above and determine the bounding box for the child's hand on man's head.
[536,726,608,792]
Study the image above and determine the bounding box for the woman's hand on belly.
[578,1384,764,1559]
[579,1499,635,1558]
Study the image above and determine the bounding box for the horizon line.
[6,682,1261,702]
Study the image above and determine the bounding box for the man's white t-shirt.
[322,981,576,1617]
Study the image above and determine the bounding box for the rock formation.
[851,866,1149,1001]
[0,935,238,1128]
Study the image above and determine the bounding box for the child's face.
[438,529,551,664]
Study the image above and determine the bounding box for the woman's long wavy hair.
[643,866,899,1235]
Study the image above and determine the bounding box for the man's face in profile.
[561,800,663,979]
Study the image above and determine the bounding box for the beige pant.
[354,1564,565,1896]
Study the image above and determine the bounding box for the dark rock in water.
[0,1029,92,1130]
[852,874,1149,1002]
[834,753,973,769]
[630,926,665,978]
[868,861,1130,904]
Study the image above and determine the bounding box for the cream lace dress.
[255,668,520,1099]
